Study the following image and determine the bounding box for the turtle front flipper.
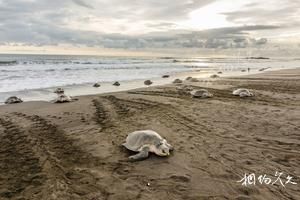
[129,146,149,161]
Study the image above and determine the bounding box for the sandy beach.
[0,68,299,200]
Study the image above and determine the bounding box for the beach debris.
[4,96,23,104]
[232,88,254,97]
[144,80,153,86]
[190,89,213,98]
[53,94,76,103]
[217,71,223,74]
[210,74,220,78]
[173,79,183,84]
[93,83,101,88]
[113,81,120,86]
[185,76,193,81]
[123,130,173,161]
[162,75,170,78]
[54,88,65,94]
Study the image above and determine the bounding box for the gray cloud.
[222,0,300,26]
[72,0,94,9]
[0,0,296,50]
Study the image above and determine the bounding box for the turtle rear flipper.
[129,146,149,161]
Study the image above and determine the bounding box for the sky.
[0,0,299,56]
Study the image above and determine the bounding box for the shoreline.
[1,65,298,105]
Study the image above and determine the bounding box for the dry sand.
[0,68,299,200]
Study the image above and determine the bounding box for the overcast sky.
[0,0,299,55]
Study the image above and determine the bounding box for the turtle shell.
[123,130,163,152]
[4,96,23,104]
[232,88,249,95]
[190,89,209,97]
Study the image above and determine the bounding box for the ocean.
[0,54,299,103]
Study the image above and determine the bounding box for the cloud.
[0,0,296,51]
[222,0,300,26]
[72,0,94,9]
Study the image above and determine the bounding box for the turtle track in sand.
[0,117,45,199]
[11,112,154,200]
[104,96,300,199]
[2,113,110,200]
[92,98,112,129]
[102,95,131,116]
[129,86,289,107]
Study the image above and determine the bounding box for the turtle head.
[154,139,172,156]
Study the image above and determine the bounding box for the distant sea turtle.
[53,94,77,103]
[144,80,153,86]
[190,89,213,98]
[185,77,192,81]
[4,96,23,104]
[173,79,183,84]
[54,88,65,94]
[210,74,219,78]
[93,83,101,88]
[113,81,120,86]
[123,130,173,161]
[232,88,254,97]
[189,78,199,82]
[162,75,170,78]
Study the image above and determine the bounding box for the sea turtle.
[93,83,101,88]
[232,88,254,97]
[210,74,219,78]
[123,130,173,161]
[162,75,170,78]
[173,79,183,84]
[4,96,23,104]
[190,89,213,98]
[53,94,76,103]
[113,81,120,86]
[144,80,153,86]
[189,78,199,82]
[54,88,65,94]
[185,76,193,81]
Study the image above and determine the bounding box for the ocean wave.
[11,59,173,66]
[0,60,18,66]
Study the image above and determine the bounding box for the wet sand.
[0,68,299,200]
